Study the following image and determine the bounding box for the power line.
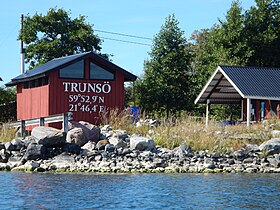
[96,29,153,41]
[100,36,152,47]
[0,24,18,49]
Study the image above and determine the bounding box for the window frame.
[89,61,115,81]
[59,60,86,79]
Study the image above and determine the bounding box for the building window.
[59,60,84,79]
[90,62,114,80]
[23,76,49,89]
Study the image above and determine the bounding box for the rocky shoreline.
[1,121,280,174]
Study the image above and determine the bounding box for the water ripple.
[0,172,279,209]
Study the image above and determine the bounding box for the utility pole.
[20,14,25,74]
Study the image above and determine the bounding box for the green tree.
[244,0,280,67]
[138,15,194,117]
[191,1,248,119]
[0,87,16,122]
[19,8,104,68]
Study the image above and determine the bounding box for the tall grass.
[0,123,17,143]
[100,110,274,153]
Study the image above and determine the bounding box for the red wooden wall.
[17,83,49,120]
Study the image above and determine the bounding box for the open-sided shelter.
[195,65,280,127]
[6,51,137,128]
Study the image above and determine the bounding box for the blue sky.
[0,0,256,86]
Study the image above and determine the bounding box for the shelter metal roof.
[6,51,137,86]
[195,65,280,104]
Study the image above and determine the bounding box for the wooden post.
[206,99,210,127]
[241,100,244,121]
[39,117,45,126]
[63,113,69,133]
[247,98,251,128]
[20,120,26,137]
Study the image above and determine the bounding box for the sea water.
[0,172,279,209]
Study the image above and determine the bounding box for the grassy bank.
[101,110,277,153]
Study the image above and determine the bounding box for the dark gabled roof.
[195,65,280,104]
[6,51,137,86]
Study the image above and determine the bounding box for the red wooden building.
[6,51,137,127]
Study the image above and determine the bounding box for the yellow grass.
[0,123,17,143]
[100,110,274,152]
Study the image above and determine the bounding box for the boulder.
[173,143,192,157]
[130,135,155,151]
[31,126,66,148]
[68,121,100,142]
[11,138,25,151]
[62,143,81,155]
[23,143,47,160]
[259,138,280,156]
[66,127,87,146]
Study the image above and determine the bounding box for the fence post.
[63,113,69,133]
[40,117,45,126]
[20,120,26,137]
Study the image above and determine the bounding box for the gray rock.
[5,142,16,151]
[173,143,192,158]
[112,130,128,140]
[246,167,258,173]
[243,158,254,164]
[31,126,66,148]
[11,138,25,151]
[22,136,36,147]
[0,149,10,163]
[130,135,155,151]
[23,143,47,160]
[245,144,260,153]
[95,155,102,161]
[108,136,127,148]
[50,153,76,169]
[101,125,112,133]
[24,161,40,171]
[267,156,280,167]
[233,149,247,160]
[204,162,215,169]
[81,141,96,151]
[105,144,115,153]
[122,148,131,156]
[259,138,280,156]
[68,121,100,142]
[66,127,87,146]
[62,143,81,155]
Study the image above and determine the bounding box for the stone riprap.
[0,122,280,173]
